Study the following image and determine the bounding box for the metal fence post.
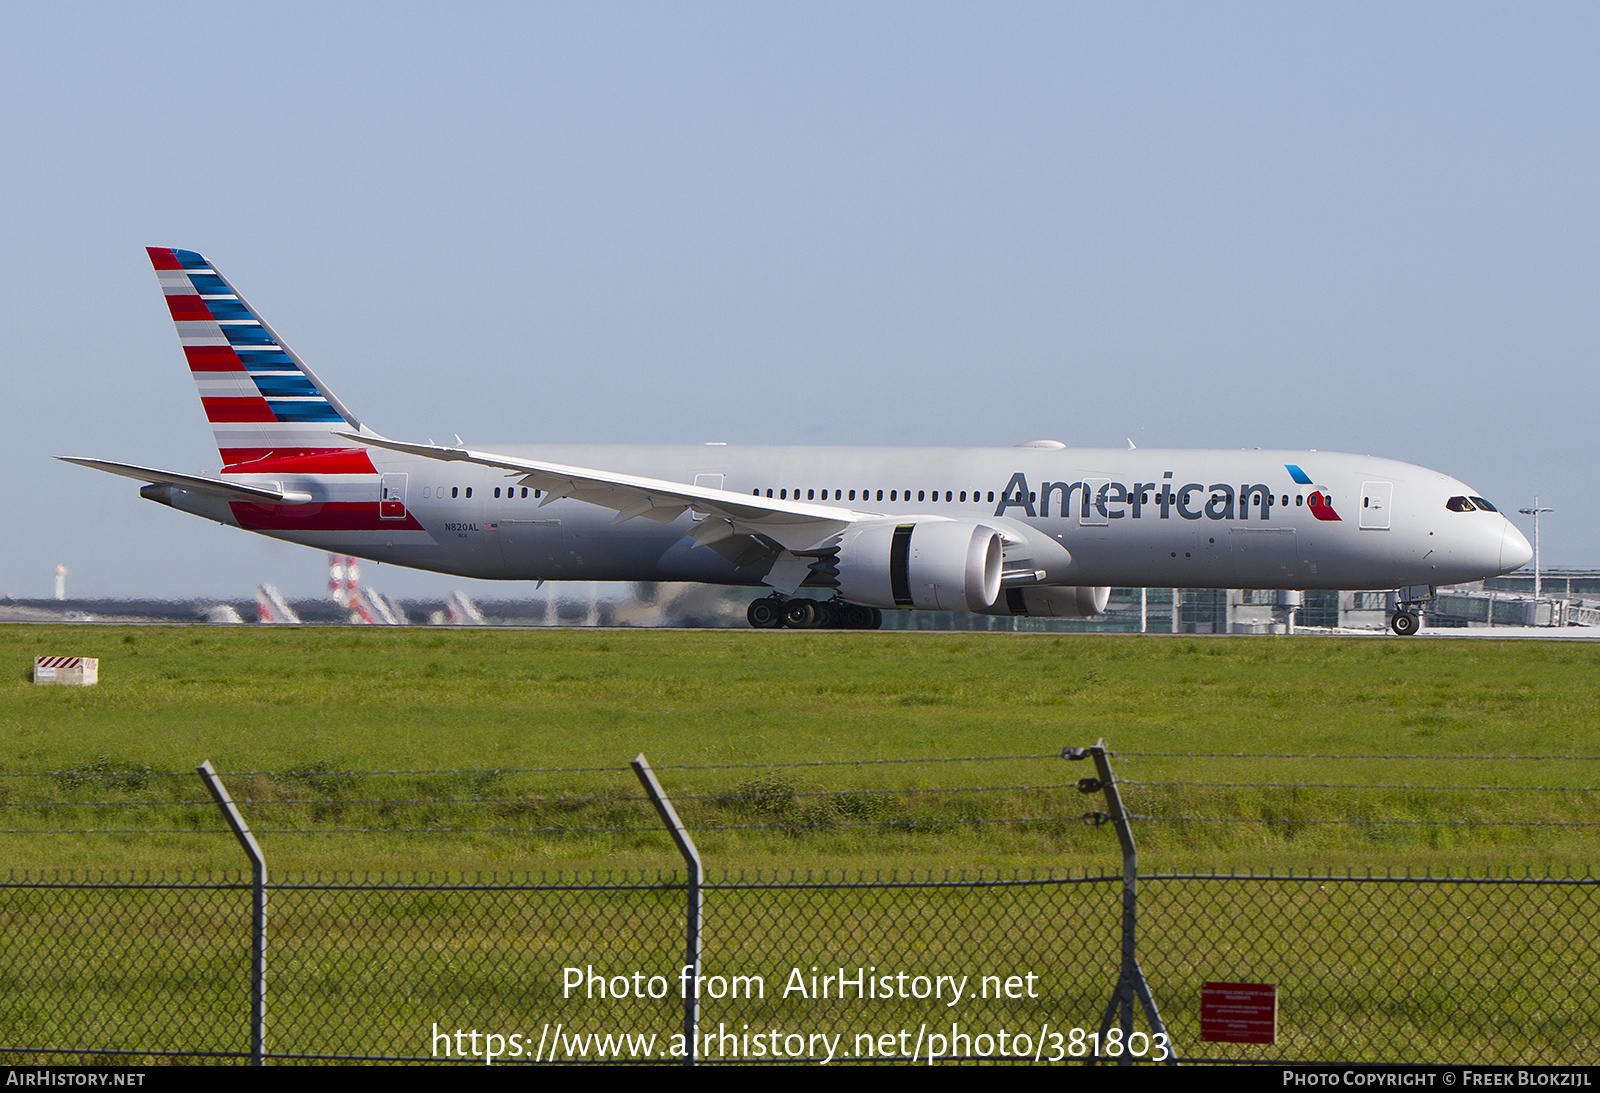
[631,753,703,1065]
[1068,739,1175,1065]
[197,760,266,1067]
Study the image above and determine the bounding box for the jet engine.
[980,585,1111,618]
[834,521,1003,612]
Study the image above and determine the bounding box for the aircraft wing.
[57,457,314,505]
[345,435,870,553]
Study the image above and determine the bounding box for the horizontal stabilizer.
[58,457,313,505]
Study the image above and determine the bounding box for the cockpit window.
[1469,496,1498,513]
[1446,496,1476,512]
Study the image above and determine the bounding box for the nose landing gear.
[1387,584,1434,636]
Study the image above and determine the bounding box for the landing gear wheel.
[747,597,785,629]
[813,600,841,629]
[841,603,875,630]
[783,599,818,629]
[1391,610,1419,637]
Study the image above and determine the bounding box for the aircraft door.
[379,473,408,519]
[1359,482,1393,530]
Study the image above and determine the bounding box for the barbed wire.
[17,809,1600,836]
[647,754,1062,770]
[0,813,1108,837]
[1114,752,1600,761]
[0,783,1080,810]
[0,754,1068,781]
[1130,815,1600,829]
[0,828,233,836]
[0,771,192,779]
[252,814,1100,836]
[5,750,1593,783]
[3,752,1593,837]
[1117,780,1600,793]
[0,800,217,808]
[5,779,1590,808]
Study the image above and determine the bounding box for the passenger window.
[848,490,856,500]
[807,489,814,500]
[945,491,952,502]
[451,487,458,498]
[494,488,501,498]
[876,490,883,501]
[918,491,925,502]
[465,487,472,498]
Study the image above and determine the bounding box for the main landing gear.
[747,595,883,630]
[1390,610,1419,637]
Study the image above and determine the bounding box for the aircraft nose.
[1500,521,1533,574]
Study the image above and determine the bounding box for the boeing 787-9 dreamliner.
[63,248,1533,634]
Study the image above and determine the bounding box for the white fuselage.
[171,444,1530,593]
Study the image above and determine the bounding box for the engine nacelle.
[835,521,1003,612]
[979,585,1111,618]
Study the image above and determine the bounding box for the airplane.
[62,248,1534,635]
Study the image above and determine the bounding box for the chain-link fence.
[1,867,1595,1064]
[1,748,1596,1065]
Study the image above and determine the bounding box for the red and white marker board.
[34,657,98,686]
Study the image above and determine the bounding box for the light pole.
[1517,497,1553,600]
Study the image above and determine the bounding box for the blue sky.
[3,3,1595,600]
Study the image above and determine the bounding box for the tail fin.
[147,248,369,466]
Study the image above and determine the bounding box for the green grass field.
[3,625,1598,1065]
[2,625,1597,876]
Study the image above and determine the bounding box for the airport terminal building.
[879,569,1600,633]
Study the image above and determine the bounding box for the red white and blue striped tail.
[147,247,366,467]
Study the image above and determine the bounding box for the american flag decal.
[147,248,359,466]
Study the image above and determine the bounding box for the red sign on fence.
[1200,981,1277,1043]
